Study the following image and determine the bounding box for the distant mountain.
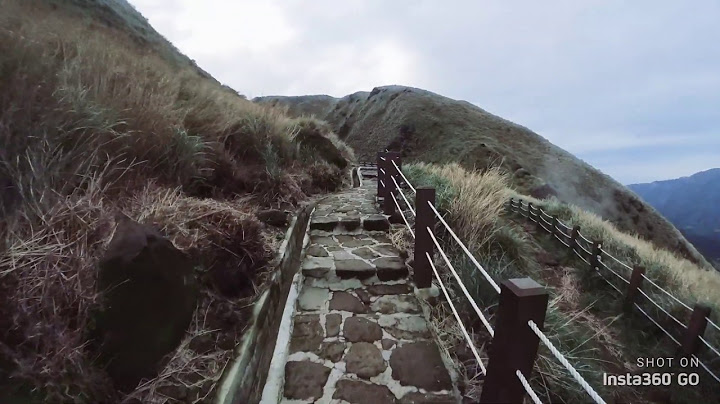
[629,169,720,266]
[255,87,711,268]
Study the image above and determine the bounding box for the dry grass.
[515,193,720,319]
[0,0,353,401]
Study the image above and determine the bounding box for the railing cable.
[390,193,415,238]
[597,261,630,285]
[391,176,416,216]
[633,303,681,346]
[427,201,502,294]
[637,289,688,330]
[391,160,417,194]
[600,250,633,273]
[427,228,495,337]
[516,370,543,404]
[427,252,487,375]
[640,274,693,312]
[527,320,606,404]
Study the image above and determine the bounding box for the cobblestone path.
[279,177,458,404]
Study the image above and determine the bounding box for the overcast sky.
[130,0,720,184]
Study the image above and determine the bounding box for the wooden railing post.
[680,304,711,357]
[569,225,580,252]
[535,208,544,232]
[590,241,602,270]
[551,215,559,237]
[481,278,549,404]
[376,151,386,200]
[382,152,401,215]
[508,198,514,213]
[623,266,646,312]
[527,202,533,222]
[413,187,436,288]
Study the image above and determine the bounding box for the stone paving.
[280,178,458,404]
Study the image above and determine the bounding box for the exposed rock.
[310,216,339,231]
[372,234,392,244]
[354,288,372,304]
[390,342,452,391]
[363,215,390,231]
[367,284,412,295]
[302,257,333,278]
[311,235,339,247]
[374,257,408,281]
[325,313,342,337]
[346,342,387,379]
[95,215,198,391]
[290,315,323,352]
[381,316,432,340]
[336,235,375,248]
[341,217,362,231]
[318,341,347,362]
[306,245,329,257]
[298,287,329,311]
[334,380,396,404]
[329,291,367,313]
[382,339,396,350]
[256,209,288,227]
[353,247,380,260]
[335,259,375,279]
[371,295,421,314]
[373,244,399,256]
[399,392,456,404]
[284,361,331,400]
[343,317,382,342]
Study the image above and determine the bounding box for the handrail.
[427,228,495,337]
[390,193,415,238]
[427,252,487,375]
[391,159,417,194]
[427,201,501,294]
[392,176,416,216]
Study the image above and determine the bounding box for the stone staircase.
[276,179,458,404]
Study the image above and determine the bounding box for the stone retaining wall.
[215,202,315,404]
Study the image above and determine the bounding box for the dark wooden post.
[623,266,646,312]
[508,198,515,213]
[481,278,549,404]
[413,187,436,288]
[551,215,559,237]
[569,225,580,251]
[382,153,401,215]
[589,241,602,270]
[535,207,544,232]
[680,304,711,356]
[527,202,533,222]
[376,151,386,200]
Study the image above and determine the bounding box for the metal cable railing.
[427,252,487,375]
[528,320,607,404]
[601,250,634,273]
[640,274,693,313]
[427,228,495,337]
[427,201,501,294]
[634,303,681,346]
[597,261,630,285]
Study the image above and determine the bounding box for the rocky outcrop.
[93,213,198,391]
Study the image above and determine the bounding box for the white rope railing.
[528,320,607,404]
[391,176,416,216]
[391,193,415,238]
[427,228,495,337]
[637,289,688,330]
[391,160,417,194]
[427,201,501,294]
[380,180,385,188]
[597,262,630,285]
[600,250,633,273]
[427,252,487,375]
[640,274,693,312]
[516,370,543,404]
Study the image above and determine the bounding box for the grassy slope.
[398,163,720,403]
[0,1,352,402]
[255,86,711,270]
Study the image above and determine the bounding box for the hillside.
[629,168,720,266]
[255,86,711,268]
[0,1,351,402]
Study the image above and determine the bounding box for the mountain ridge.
[255,86,711,268]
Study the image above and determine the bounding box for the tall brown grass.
[0,0,353,401]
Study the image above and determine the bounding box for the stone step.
[309,214,390,232]
[301,256,409,281]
